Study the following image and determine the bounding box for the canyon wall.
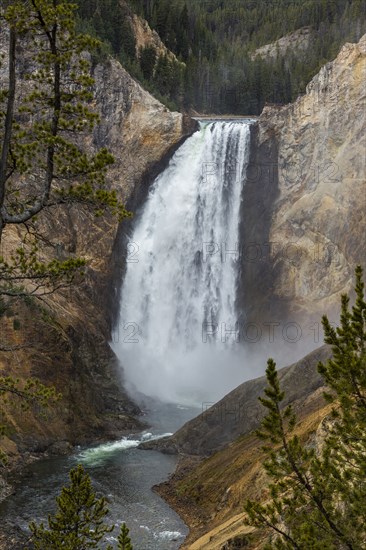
[239,34,366,327]
[251,27,313,60]
[0,32,196,460]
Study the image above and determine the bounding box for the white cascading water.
[112,121,253,405]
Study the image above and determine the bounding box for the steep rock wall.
[251,27,313,60]
[238,34,366,325]
[0,39,196,459]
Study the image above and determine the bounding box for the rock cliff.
[251,27,313,60]
[238,34,366,326]
[0,34,196,463]
[130,12,182,64]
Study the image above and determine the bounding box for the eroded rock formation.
[0,36,196,461]
[239,34,366,326]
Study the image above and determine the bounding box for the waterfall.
[112,120,253,405]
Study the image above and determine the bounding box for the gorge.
[0,2,365,548]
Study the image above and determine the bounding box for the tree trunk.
[0,26,17,243]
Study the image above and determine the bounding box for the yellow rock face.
[239,34,366,328]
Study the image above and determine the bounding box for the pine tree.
[140,46,157,80]
[0,0,132,463]
[318,264,366,425]
[244,266,366,549]
[177,4,189,60]
[29,464,114,549]
[120,17,137,61]
[0,0,130,244]
[117,522,133,549]
[0,0,131,297]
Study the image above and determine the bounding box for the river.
[0,402,200,549]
